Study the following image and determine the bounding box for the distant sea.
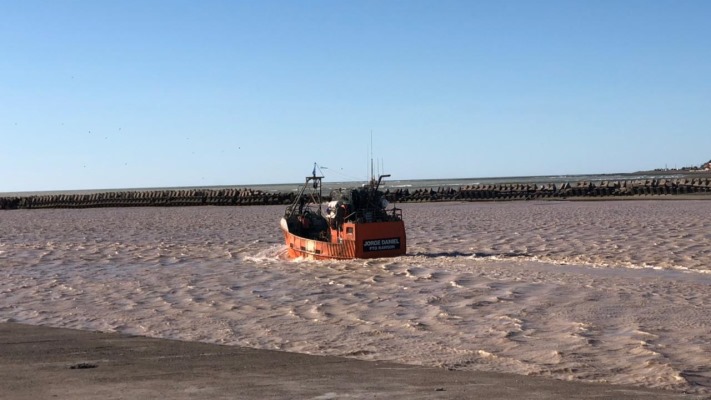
[2,171,708,198]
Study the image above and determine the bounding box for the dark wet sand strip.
[0,323,701,400]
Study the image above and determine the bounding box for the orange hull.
[282,220,406,260]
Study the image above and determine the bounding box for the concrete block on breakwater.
[0,188,295,210]
[385,177,711,203]
[1,178,710,210]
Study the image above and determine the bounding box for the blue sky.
[2,0,710,192]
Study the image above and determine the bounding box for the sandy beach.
[1,322,700,400]
[1,200,711,396]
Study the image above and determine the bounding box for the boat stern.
[349,220,407,258]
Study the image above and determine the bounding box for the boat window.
[346,227,354,235]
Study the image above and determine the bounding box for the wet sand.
[2,200,711,395]
[0,322,702,399]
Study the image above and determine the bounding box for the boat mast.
[284,163,324,218]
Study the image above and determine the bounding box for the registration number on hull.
[363,238,401,252]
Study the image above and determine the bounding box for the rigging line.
[313,162,327,177]
[320,166,363,182]
[313,163,362,182]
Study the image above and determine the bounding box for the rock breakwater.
[0,188,291,210]
[395,177,711,202]
[1,178,710,210]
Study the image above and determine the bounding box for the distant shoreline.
[3,170,711,198]
[2,173,711,210]
[634,169,711,177]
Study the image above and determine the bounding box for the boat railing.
[352,206,402,223]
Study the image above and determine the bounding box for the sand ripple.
[1,202,711,394]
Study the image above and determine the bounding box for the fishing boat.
[280,166,406,260]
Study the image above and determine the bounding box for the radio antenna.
[370,131,374,182]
